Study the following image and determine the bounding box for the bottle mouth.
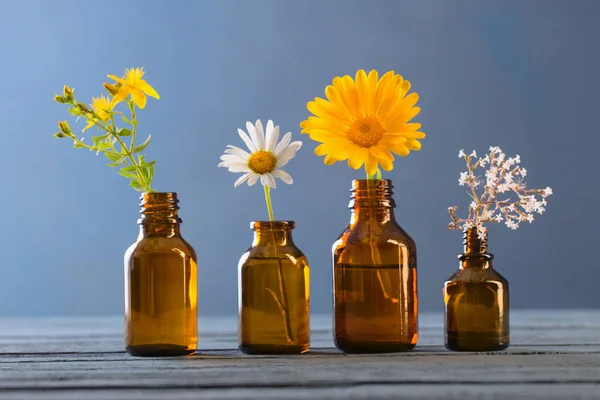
[251,221,295,231]
[138,192,181,224]
[349,179,395,208]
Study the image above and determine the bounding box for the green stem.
[129,101,137,153]
[264,185,275,221]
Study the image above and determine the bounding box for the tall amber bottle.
[124,192,198,357]
[444,228,509,351]
[238,221,310,354]
[333,179,418,353]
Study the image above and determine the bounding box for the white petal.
[272,169,293,184]
[247,173,259,186]
[265,121,279,151]
[238,129,256,152]
[275,142,302,168]
[234,173,251,187]
[255,119,265,149]
[260,174,270,187]
[274,132,292,156]
[266,172,276,188]
[220,154,246,163]
[246,121,264,150]
[228,166,251,173]
[225,145,250,160]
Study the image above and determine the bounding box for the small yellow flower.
[83,95,113,132]
[107,67,159,109]
[300,69,425,176]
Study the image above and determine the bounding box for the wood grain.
[1,310,599,399]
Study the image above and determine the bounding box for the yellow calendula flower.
[300,69,425,176]
[107,67,159,109]
[83,95,113,132]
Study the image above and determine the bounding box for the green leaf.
[120,165,138,172]
[132,135,151,153]
[118,169,138,179]
[147,162,155,184]
[117,128,132,136]
[105,152,122,162]
[129,179,146,192]
[121,115,138,126]
[107,155,127,166]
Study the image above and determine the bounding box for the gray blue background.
[0,0,597,317]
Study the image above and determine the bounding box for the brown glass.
[124,192,198,357]
[444,228,509,351]
[238,221,310,354]
[332,179,418,353]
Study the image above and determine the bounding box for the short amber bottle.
[124,192,198,357]
[238,221,310,354]
[332,179,418,353]
[444,228,509,351]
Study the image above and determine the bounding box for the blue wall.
[0,0,598,316]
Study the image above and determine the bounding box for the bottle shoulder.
[126,235,197,260]
[446,265,508,285]
[334,222,416,249]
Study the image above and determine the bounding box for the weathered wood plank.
[0,311,598,399]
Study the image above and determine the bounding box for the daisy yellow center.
[348,117,386,147]
[247,150,276,174]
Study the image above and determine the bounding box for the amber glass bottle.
[444,228,509,351]
[332,179,418,353]
[238,221,310,354]
[124,192,198,357]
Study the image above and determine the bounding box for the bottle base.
[445,331,510,352]
[239,343,309,355]
[126,344,196,357]
[335,339,416,354]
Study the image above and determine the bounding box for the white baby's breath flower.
[219,119,302,188]
[458,149,466,158]
[448,145,551,235]
[506,219,519,230]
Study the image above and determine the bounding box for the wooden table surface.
[1,310,599,399]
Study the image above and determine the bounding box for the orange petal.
[365,153,378,176]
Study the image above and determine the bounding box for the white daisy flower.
[218,119,302,188]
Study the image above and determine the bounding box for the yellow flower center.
[247,150,277,174]
[348,117,386,147]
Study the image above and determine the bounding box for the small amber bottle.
[444,228,509,351]
[238,221,310,354]
[124,192,198,357]
[332,179,418,353]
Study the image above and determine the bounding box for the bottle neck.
[459,227,493,268]
[252,221,295,247]
[348,179,396,225]
[137,192,182,238]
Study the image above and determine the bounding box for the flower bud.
[103,83,119,96]
[54,95,66,103]
[58,120,71,134]
[54,132,66,138]
[76,102,91,113]
[63,85,74,101]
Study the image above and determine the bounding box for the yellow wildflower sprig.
[53,68,159,192]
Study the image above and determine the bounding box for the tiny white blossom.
[470,150,477,157]
[458,149,465,158]
[543,187,553,197]
[506,219,519,230]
